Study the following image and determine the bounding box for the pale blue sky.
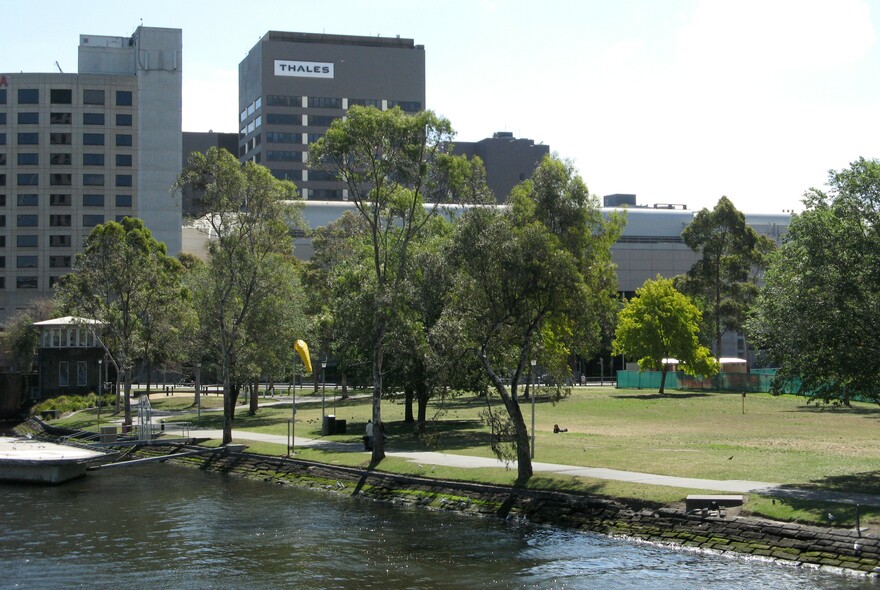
[2,0,878,213]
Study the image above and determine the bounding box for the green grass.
[49,386,880,527]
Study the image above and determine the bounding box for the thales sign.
[274,60,334,79]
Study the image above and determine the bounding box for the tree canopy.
[678,196,774,357]
[613,276,717,394]
[749,158,880,405]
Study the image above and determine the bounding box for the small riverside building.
[33,316,104,401]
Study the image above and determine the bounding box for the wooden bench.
[686,494,744,512]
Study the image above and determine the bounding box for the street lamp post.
[530,359,537,460]
[196,362,202,424]
[321,360,327,419]
[97,359,102,428]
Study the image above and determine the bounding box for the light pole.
[97,359,102,428]
[321,360,327,419]
[530,359,537,460]
[196,362,202,424]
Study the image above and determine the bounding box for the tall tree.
[175,147,302,444]
[749,158,880,405]
[440,156,620,481]
[309,106,458,462]
[678,196,772,357]
[612,276,717,394]
[56,218,185,426]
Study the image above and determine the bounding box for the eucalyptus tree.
[678,196,773,357]
[438,156,621,481]
[749,158,880,405]
[310,106,469,462]
[612,277,717,394]
[175,147,303,444]
[56,218,185,426]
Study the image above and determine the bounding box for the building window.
[17,133,39,145]
[349,98,382,109]
[267,95,301,107]
[50,132,72,145]
[116,154,132,167]
[266,113,302,126]
[0,89,6,104]
[77,361,88,387]
[17,194,38,206]
[49,214,71,227]
[49,255,71,268]
[0,194,5,206]
[16,256,38,268]
[115,194,132,207]
[50,173,72,186]
[50,89,72,104]
[50,112,72,125]
[18,89,39,104]
[388,100,422,112]
[267,131,302,144]
[83,133,105,146]
[0,133,5,145]
[83,194,104,207]
[83,113,105,126]
[50,194,71,206]
[50,153,72,166]
[83,89,105,105]
[0,113,5,125]
[16,215,38,227]
[267,151,301,162]
[307,133,324,144]
[17,235,38,247]
[306,115,338,127]
[83,153,105,166]
[115,134,132,147]
[0,213,5,226]
[0,256,4,268]
[50,234,71,247]
[308,97,342,109]
[116,174,132,187]
[83,214,104,227]
[116,90,133,106]
[17,276,38,289]
[116,113,132,126]
[17,153,38,166]
[59,361,69,387]
[17,174,38,186]
[83,174,104,186]
[17,112,39,125]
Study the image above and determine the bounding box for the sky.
[2,0,878,213]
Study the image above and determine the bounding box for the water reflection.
[0,463,872,589]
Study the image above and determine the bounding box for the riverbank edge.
[20,421,880,577]
[128,444,880,577]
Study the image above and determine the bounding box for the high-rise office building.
[0,26,182,325]
[238,31,425,200]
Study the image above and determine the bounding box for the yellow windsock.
[294,339,312,374]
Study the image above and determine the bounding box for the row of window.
[0,88,133,107]
[42,327,99,349]
[246,95,418,120]
[10,153,132,167]
[1,213,106,227]
[0,194,131,207]
[0,132,132,146]
[0,173,132,187]
[0,112,133,126]
[0,255,71,268]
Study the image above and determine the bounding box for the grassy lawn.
[50,385,880,527]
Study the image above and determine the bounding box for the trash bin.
[334,419,347,434]
[322,415,336,436]
[100,426,117,443]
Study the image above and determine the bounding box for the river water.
[0,463,874,589]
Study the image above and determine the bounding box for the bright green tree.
[749,158,880,405]
[613,276,717,394]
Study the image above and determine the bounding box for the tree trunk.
[404,386,415,423]
[145,360,152,395]
[478,351,532,481]
[222,380,239,445]
[123,367,133,427]
[659,368,668,395]
[416,382,429,435]
[370,318,387,463]
[340,372,348,399]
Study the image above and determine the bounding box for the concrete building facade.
[453,132,550,202]
[0,26,182,325]
[238,31,426,199]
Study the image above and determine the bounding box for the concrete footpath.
[184,424,880,508]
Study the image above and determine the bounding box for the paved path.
[179,424,880,508]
